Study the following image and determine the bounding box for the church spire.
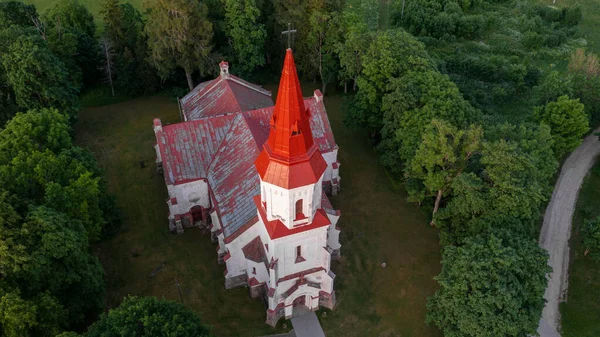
[266,49,315,159]
[255,49,327,189]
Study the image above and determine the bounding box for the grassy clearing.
[75,82,442,336]
[19,0,143,33]
[560,160,600,337]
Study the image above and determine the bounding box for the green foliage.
[83,296,213,337]
[350,29,432,132]
[0,149,104,240]
[43,0,95,37]
[379,70,480,172]
[435,123,557,245]
[481,123,557,220]
[0,205,104,331]
[406,119,482,221]
[568,50,600,126]
[0,108,72,163]
[0,1,37,29]
[533,71,574,105]
[396,0,487,39]
[101,1,158,95]
[427,228,550,337]
[534,95,589,158]
[0,109,118,240]
[0,290,66,337]
[582,216,600,261]
[145,0,214,90]
[335,9,372,90]
[1,34,79,119]
[223,0,266,74]
[43,0,99,88]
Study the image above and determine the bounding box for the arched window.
[295,199,303,219]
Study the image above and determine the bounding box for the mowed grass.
[560,161,600,337]
[75,84,442,336]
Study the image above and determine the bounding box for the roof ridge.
[206,114,246,174]
[229,75,271,96]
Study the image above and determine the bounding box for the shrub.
[582,216,600,261]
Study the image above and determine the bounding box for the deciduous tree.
[407,119,483,224]
[349,29,432,133]
[84,296,212,337]
[0,206,104,326]
[1,35,78,118]
[534,95,589,158]
[223,0,266,74]
[582,216,600,261]
[379,70,480,173]
[145,0,214,91]
[427,228,550,337]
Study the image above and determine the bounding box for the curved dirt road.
[537,129,600,337]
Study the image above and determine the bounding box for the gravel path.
[537,129,600,337]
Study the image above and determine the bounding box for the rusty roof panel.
[180,75,273,121]
[157,115,235,184]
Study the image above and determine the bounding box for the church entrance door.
[292,294,310,318]
[191,206,204,224]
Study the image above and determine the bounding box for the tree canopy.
[75,296,213,337]
[223,0,266,74]
[534,95,589,158]
[1,34,79,118]
[145,0,214,91]
[427,228,550,337]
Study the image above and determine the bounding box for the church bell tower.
[254,48,337,325]
[255,49,328,228]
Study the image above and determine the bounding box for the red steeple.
[255,49,327,189]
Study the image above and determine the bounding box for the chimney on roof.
[220,61,229,78]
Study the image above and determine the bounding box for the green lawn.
[560,160,600,337]
[75,85,442,337]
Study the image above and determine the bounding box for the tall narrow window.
[295,199,303,219]
[295,245,305,263]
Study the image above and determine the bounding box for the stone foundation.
[250,283,266,299]
[225,273,247,290]
[266,306,285,327]
[319,291,336,310]
[330,248,341,260]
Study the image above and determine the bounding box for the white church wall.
[246,259,269,284]
[223,221,268,278]
[260,176,324,229]
[326,213,341,251]
[321,148,339,182]
[167,180,210,216]
[272,227,329,277]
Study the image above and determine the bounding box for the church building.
[152,48,342,325]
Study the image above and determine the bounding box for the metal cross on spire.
[281,23,297,50]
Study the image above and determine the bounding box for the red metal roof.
[242,236,267,264]
[180,74,273,120]
[255,49,327,189]
[253,195,331,240]
[207,113,269,237]
[155,97,337,238]
[155,115,235,185]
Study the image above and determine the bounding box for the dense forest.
[0,0,599,336]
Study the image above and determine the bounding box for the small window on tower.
[295,199,304,220]
[295,245,306,263]
[252,267,256,275]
